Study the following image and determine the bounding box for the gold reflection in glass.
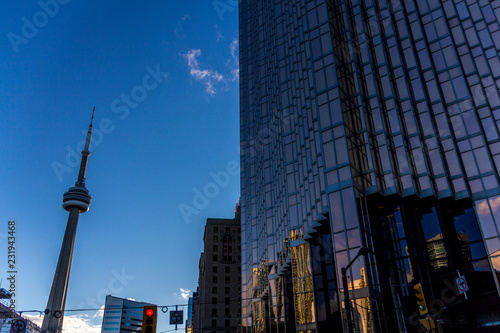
[292,245,304,325]
[488,196,500,215]
[302,244,312,290]
[425,234,449,270]
[358,268,372,333]
[253,302,259,332]
[253,301,266,333]
[277,277,283,318]
[492,256,500,271]
[292,241,316,325]
[302,244,315,323]
[260,300,266,333]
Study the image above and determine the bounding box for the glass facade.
[239,0,500,332]
[186,292,198,333]
[100,295,150,332]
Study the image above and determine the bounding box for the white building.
[101,295,154,333]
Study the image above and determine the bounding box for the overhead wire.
[0,264,479,316]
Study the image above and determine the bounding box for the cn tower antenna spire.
[76,107,95,187]
[42,107,95,333]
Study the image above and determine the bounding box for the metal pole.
[342,267,354,333]
[457,270,467,300]
[390,277,406,333]
[342,248,369,333]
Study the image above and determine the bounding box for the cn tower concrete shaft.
[41,209,80,333]
[42,109,94,333]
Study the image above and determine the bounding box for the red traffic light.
[142,305,157,333]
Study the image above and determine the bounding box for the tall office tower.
[193,210,242,333]
[42,109,95,333]
[186,291,198,333]
[239,1,500,332]
[100,295,153,333]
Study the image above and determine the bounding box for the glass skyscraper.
[239,0,500,332]
[186,291,198,333]
[101,295,153,332]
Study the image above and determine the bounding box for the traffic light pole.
[342,267,355,333]
[175,305,178,331]
[341,247,369,333]
[390,277,407,333]
[457,270,467,300]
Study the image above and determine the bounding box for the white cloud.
[182,49,224,95]
[25,314,101,333]
[229,39,239,81]
[229,39,238,61]
[92,305,105,319]
[180,288,191,300]
[231,69,239,81]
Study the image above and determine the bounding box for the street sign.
[10,319,26,333]
[169,310,183,325]
[456,276,468,294]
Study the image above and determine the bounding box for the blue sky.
[0,1,239,331]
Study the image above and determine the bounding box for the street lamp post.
[342,247,369,333]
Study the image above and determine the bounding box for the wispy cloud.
[26,314,101,333]
[92,305,105,319]
[229,39,239,81]
[180,288,191,300]
[182,49,224,95]
[229,39,238,60]
[231,69,239,80]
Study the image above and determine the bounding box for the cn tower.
[42,108,95,333]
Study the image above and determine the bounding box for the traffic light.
[412,283,428,315]
[142,305,157,333]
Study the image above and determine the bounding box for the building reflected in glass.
[239,0,500,332]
